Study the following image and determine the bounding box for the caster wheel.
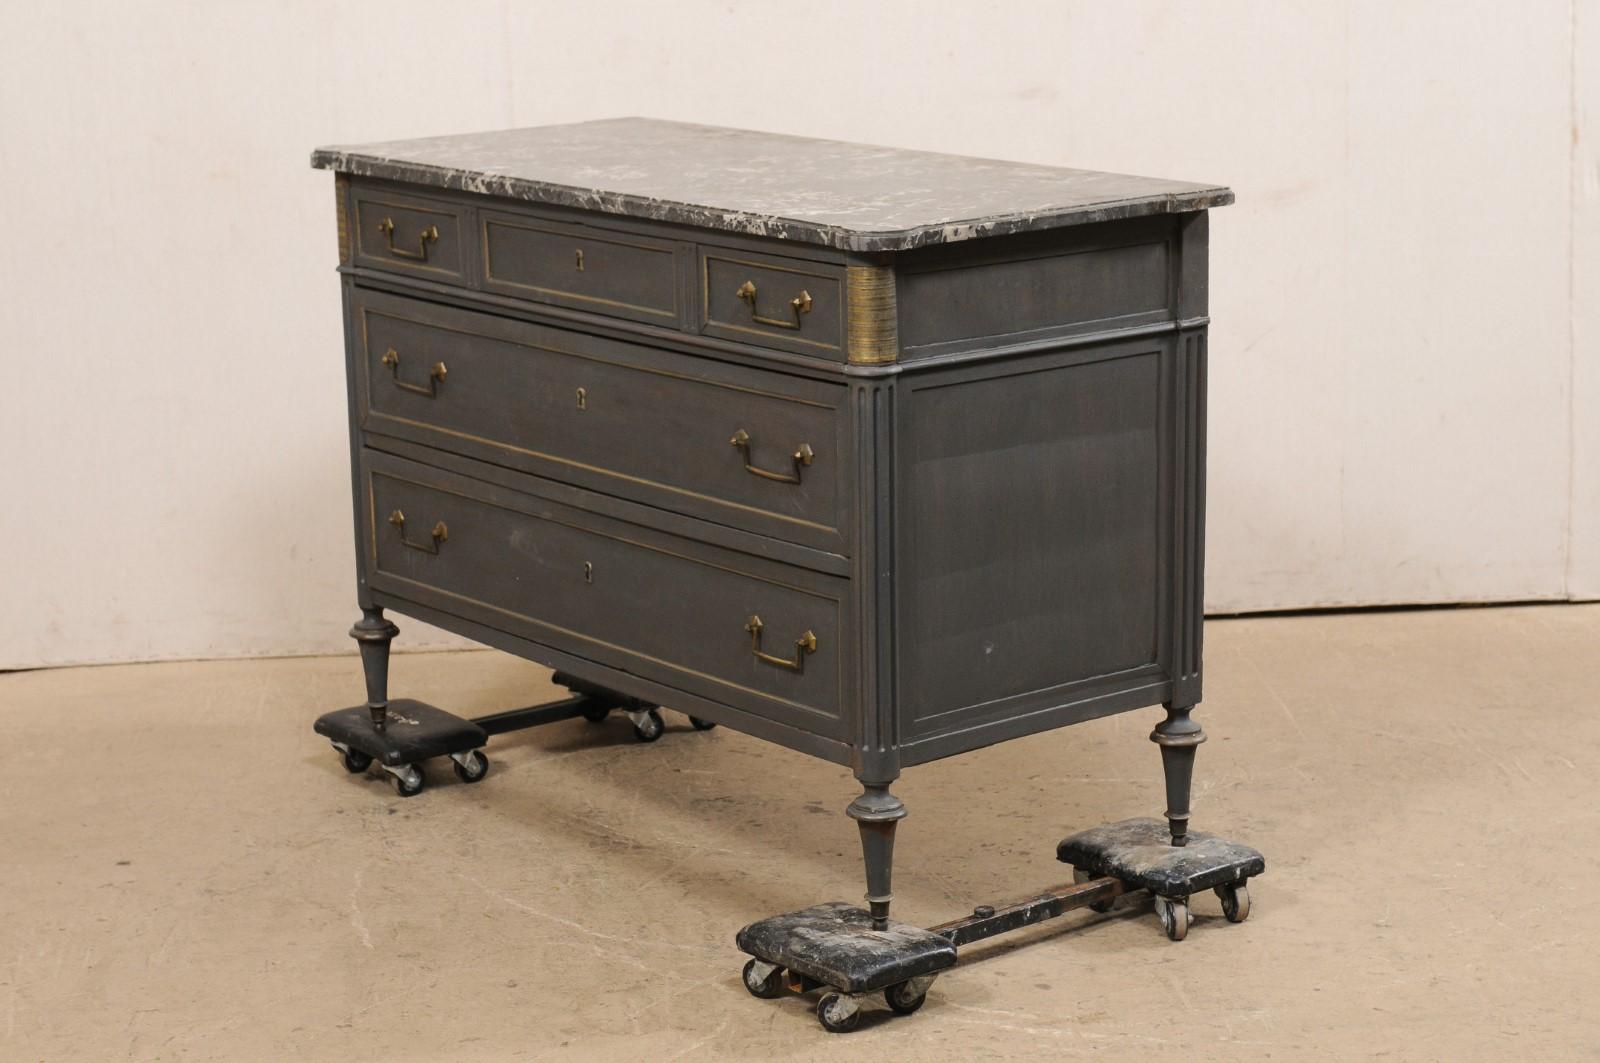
[1074,867,1116,913]
[816,992,860,1034]
[689,716,717,731]
[581,703,611,724]
[741,959,784,999]
[1216,882,1250,923]
[632,708,665,743]
[884,980,927,1016]
[452,749,489,784]
[1154,896,1190,942]
[390,765,425,798]
[340,748,372,774]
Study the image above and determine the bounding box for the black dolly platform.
[1058,817,1265,942]
[737,818,1265,1032]
[311,671,718,798]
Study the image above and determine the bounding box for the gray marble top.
[312,118,1231,253]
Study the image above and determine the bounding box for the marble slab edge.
[310,149,1234,254]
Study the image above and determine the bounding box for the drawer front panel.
[363,452,846,734]
[482,211,683,325]
[352,188,468,282]
[701,248,844,358]
[355,290,848,553]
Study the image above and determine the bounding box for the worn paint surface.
[736,901,956,993]
[312,699,487,767]
[1057,816,1265,898]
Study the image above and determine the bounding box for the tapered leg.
[1150,702,1205,846]
[846,782,906,930]
[349,607,400,731]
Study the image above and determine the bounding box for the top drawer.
[352,186,468,283]
[342,180,885,364]
[700,246,845,358]
[481,211,686,327]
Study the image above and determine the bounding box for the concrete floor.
[2,605,1597,1061]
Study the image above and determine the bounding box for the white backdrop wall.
[2,1,1595,669]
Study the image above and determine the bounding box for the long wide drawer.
[354,288,850,555]
[360,449,849,739]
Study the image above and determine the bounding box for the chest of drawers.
[312,118,1231,936]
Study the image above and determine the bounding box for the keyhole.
[575,248,584,271]
[576,386,587,411]
[583,561,593,584]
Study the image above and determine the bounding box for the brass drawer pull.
[735,280,812,330]
[376,217,439,260]
[745,615,817,672]
[388,509,448,554]
[730,428,813,484]
[380,348,447,397]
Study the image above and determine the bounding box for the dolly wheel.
[1154,896,1189,941]
[741,959,784,999]
[452,750,489,784]
[632,708,665,743]
[1216,882,1250,923]
[391,765,425,798]
[581,703,611,724]
[340,748,372,774]
[816,992,861,1033]
[689,716,717,731]
[884,980,927,1016]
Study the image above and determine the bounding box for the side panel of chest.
[888,216,1209,766]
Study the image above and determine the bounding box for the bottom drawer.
[360,449,848,738]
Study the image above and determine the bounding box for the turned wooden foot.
[847,781,906,930]
[1151,702,1205,846]
[349,606,400,731]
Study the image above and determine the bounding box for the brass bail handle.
[735,280,812,330]
[377,217,439,261]
[388,509,448,554]
[380,348,447,397]
[730,428,813,484]
[745,615,818,672]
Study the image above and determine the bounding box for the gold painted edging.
[845,265,898,365]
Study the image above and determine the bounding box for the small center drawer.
[481,211,684,325]
[354,289,849,554]
[363,451,846,735]
[352,186,467,282]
